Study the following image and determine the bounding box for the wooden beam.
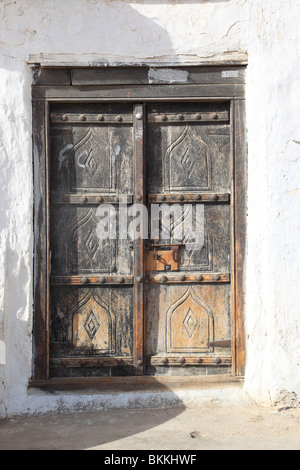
[133,104,146,375]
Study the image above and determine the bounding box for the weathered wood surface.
[33,99,49,379]
[32,84,245,100]
[232,99,247,376]
[49,103,135,378]
[32,67,246,381]
[133,104,146,374]
[29,374,242,393]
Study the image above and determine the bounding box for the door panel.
[146,103,231,195]
[145,102,232,375]
[49,103,135,378]
[50,286,134,377]
[145,284,231,375]
[51,206,132,276]
[50,105,134,197]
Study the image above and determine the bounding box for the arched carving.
[164,126,211,192]
[70,127,116,193]
[69,290,116,353]
[67,208,115,274]
[166,287,214,353]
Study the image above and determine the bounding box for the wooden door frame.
[31,65,247,384]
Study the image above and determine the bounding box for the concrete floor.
[1,401,300,450]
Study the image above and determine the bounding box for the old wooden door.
[48,101,232,378]
[145,102,232,375]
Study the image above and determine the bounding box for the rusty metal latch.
[146,243,184,272]
[150,243,184,262]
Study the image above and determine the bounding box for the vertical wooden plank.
[33,99,49,379]
[230,100,237,376]
[45,100,51,379]
[133,104,145,375]
[233,99,247,376]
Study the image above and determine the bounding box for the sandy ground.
[0,400,300,450]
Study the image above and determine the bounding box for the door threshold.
[29,374,243,394]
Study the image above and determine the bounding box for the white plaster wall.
[0,0,299,416]
[245,0,300,404]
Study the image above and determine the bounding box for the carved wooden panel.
[71,290,115,353]
[146,204,230,273]
[50,206,132,276]
[147,102,230,195]
[166,287,214,353]
[50,286,133,377]
[164,125,211,192]
[145,284,231,374]
[50,104,134,197]
[70,126,116,193]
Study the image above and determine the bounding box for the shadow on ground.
[1,402,300,450]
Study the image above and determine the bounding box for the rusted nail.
[213,274,220,281]
[213,113,219,120]
[136,276,143,284]
[195,275,203,282]
[81,277,88,284]
[177,114,184,120]
[160,195,166,201]
[115,115,123,122]
[179,275,186,281]
[119,277,125,283]
[82,196,88,203]
[179,195,184,201]
[137,195,143,201]
[179,357,186,364]
[97,114,104,121]
[195,113,202,120]
[97,196,103,203]
[98,359,104,365]
[196,194,202,200]
[117,358,123,365]
[197,358,203,364]
[162,358,169,365]
[79,114,86,121]
[60,360,67,367]
[98,277,106,284]
[61,114,68,121]
[161,114,168,121]
[160,275,168,283]
[215,358,222,364]
[137,359,143,366]
[212,194,219,201]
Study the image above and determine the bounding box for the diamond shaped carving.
[84,229,99,260]
[85,149,98,178]
[183,308,199,339]
[181,147,197,175]
[84,310,100,341]
[164,126,211,192]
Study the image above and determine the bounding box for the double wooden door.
[49,101,232,378]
